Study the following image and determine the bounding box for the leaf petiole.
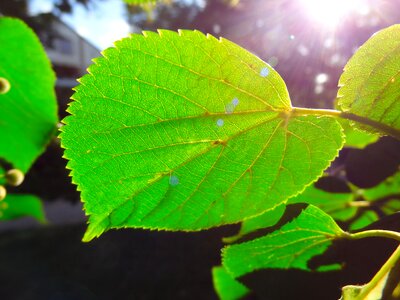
[345,229,400,242]
[291,107,400,140]
[342,244,400,300]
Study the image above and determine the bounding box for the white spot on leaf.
[169,175,179,186]
[260,67,270,77]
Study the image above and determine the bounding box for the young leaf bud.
[6,169,25,187]
[0,185,6,201]
[0,77,11,94]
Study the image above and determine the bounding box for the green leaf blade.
[0,18,58,172]
[222,205,345,278]
[362,172,400,201]
[338,25,400,134]
[0,194,46,223]
[212,266,250,300]
[288,183,357,221]
[61,30,344,241]
[340,119,379,149]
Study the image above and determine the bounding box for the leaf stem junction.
[291,107,400,140]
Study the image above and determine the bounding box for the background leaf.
[61,30,344,241]
[337,25,400,136]
[224,182,355,242]
[0,194,46,222]
[340,120,379,149]
[223,203,286,243]
[0,17,58,173]
[222,205,345,278]
[362,172,400,201]
[212,266,249,300]
[287,183,356,221]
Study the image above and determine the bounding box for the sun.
[299,0,369,29]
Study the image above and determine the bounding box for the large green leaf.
[61,30,344,241]
[222,205,345,278]
[0,18,58,173]
[212,266,249,300]
[0,194,46,222]
[337,25,400,136]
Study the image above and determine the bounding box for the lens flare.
[300,0,369,29]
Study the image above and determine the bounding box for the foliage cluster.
[0,9,400,299]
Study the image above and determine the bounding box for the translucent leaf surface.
[224,184,355,242]
[348,172,400,229]
[212,266,249,300]
[0,194,46,222]
[337,25,400,136]
[223,203,285,243]
[349,211,378,231]
[222,205,345,278]
[0,18,58,172]
[61,30,344,241]
[288,184,356,221]
[340,120,379,149]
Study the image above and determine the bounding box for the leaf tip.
[82,224,104,242]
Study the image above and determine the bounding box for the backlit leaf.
[61,30,344,241]
[337,25,400,137]
[340,120,379,149]
[0,194,46,222]
[223,203,285,243]
[0,18,58,173]
[362,172,400,201]
[212,266,249,300]
[349,211,378,231]
[288,184,356,221]
[224,183,355,242]
[222,205,345,278]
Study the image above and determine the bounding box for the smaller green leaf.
[288,184,356,221]
[340,120,378,149]
[362,172,400,201]
[222,205,345,278]
[223,203,285,243]
[0,194,46,223]
[224,183,356,242]
[381,199,400,215]
[349,211,379,231]
[212,266,250,300]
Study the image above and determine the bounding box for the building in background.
[34,14,99,117]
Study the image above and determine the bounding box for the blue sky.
[29,0,131,50]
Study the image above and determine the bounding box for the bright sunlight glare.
[300,0,369,29]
